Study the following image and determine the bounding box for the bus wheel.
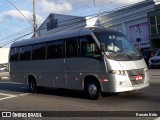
[85,82,100,100]
[29,80,37,93]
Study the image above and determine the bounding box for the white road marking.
[17,93,30,96]
[0,96,16,101]
[0,93,30,101]
[0,93,16,97]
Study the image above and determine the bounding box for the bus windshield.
[94,31,142,61]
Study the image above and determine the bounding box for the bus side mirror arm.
[100,43,105,54]
[99,43,105,62]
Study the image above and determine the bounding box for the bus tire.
[85,81,100,100]
[29,79,38,93]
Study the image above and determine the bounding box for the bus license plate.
[133,75,143,81]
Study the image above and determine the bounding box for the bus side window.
[32,43,46,60]
[80,36,100,58]
[19,45,32,61]
[65,38,78,58]
[10,47,19,61]
[47,41,63,59]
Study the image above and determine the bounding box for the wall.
[98,0,155,49]
[126,18,150,49]
[35,1,157,50]
[0,48,10,64]
[148,3,160,48]
[36,13,99,37]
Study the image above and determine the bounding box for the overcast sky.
[0,0,146,47]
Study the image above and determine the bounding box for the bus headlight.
[109,70,126,75]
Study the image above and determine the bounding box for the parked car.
[0,66,9,79]
[0,67,7,72]
[149,50,160,69]
[142,49,159,66]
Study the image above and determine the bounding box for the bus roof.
[11,26,121,48]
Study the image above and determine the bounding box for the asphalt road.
[0,69,160,120]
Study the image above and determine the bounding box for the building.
[0,48,9,64]
[35,1,159,51]
[36,13,99,37]
[148,2,160,48]
[0,48,10,79]
[98,0,155,51]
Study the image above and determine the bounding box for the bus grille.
[127,69,144,86]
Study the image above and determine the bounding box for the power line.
[1,0,144,34]
[0,32,33,47]
[34,0,150,37]
[6,0,34,27]
[0,27,32,43]
[0,0,147,47]
[0,0,23,13]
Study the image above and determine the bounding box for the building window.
[157,15,160,24]
[157,15,160,34]
[149,15,160,35]
[151,26,157,35]
[149,16,156,25]
[32,43,46,60]
[149,16,157,35]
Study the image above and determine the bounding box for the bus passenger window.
[19,45,31,61]
[10,47,19,61]
[32,43,46,60]
[66,39,78,57]
[47,41,63,59]
[80,36,100,58]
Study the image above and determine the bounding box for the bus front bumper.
[101,72,149,93]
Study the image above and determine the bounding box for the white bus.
[9,27,149,99]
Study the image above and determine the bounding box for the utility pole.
[33,0,37,38]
